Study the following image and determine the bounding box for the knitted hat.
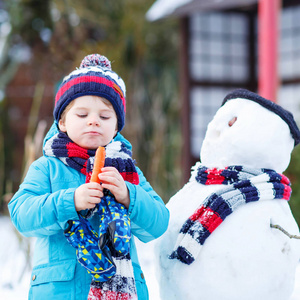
[222,88,300,146]
[54,54,126,132]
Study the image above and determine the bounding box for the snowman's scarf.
[170,165,291,265]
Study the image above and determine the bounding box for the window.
[278,5,300,125]
[190,86,233,157]
[189,11,250,159]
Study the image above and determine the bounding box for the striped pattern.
[53,54,126,132]
[44,132,139,298]
[89,255,138,300]
[170,165,291,265]
[43,132,139,185]
[86,141,139,185]
[55,74,126,109]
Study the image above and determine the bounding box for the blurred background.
[2,0,300,298]
[0,0,181,213]
[2,0,300,227]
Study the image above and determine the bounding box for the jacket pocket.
[132,262,149,300]
[29,259,76,300]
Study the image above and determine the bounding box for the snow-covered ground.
[0,215,33,300]
[136,238,300,300]
[1,214,300,299]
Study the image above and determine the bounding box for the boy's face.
[58,95,118,149]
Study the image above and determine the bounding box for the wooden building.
[147,0,300,181]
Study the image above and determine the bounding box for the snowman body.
[156,93,300,300]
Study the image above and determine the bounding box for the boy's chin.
[77,141,105,150]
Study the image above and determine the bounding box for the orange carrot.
[90,146,106,183]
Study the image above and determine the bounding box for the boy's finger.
[88,182,103,190]
[89,190,103,198]
[99,177,121,188]
[99,171,123,181]
[101,166,117,171]
[88,196,102,204]
[100,167,119,174]
[86,202,97,209]
[101,183,117,195]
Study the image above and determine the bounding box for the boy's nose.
[88,115,100,126]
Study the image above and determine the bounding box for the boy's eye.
[100,116,110,120]
[77,114,87,118]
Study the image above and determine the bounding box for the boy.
[9,54,169,300]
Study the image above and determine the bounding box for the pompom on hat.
[222,88,300,146]
[54,54,126,132]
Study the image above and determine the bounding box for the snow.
[0,214,300,300]
[136,237,300,300]
[1,214,300,300]
[151,181,300,299]
[0,215,33,300]
[200,98,294,173]
[1,95,300,298]
[142,94,300,300]
[146,0,192,21]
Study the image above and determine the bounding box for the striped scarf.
[43,131,139,185]
[44,132,138,300]
[170,165,291,265]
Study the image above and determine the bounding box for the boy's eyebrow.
[74,106,114,113]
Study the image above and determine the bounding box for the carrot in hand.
[90,146,106,183]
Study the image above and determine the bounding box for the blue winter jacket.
[8,123,169,300]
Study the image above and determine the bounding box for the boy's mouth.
[86,131,101,136]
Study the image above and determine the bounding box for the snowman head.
[200,89,300,173]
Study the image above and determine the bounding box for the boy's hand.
[98,167,130,208]
[74,182,103,211]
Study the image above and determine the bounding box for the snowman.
[156,89,300,300]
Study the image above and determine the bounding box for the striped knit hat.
[54,54,126,132]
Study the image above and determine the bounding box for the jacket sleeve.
[126,167,169,243]
[8,158,79,238]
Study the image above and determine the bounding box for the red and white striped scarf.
[170,165,291,265]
